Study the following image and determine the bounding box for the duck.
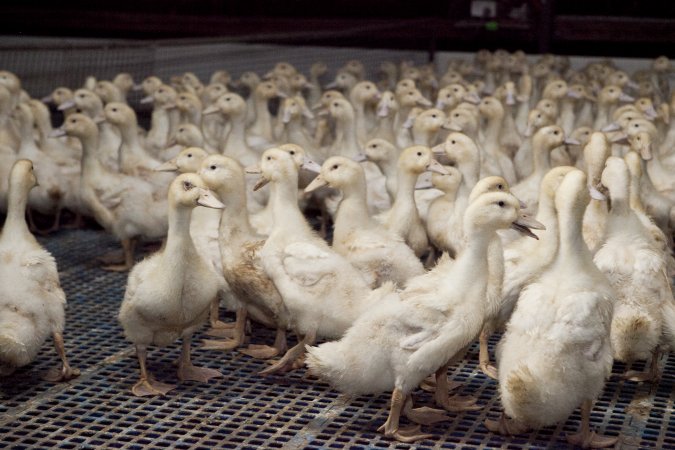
[486,169,617,448]
[375,146,448,257]
[594,85,634,130]
[247,80,283,149]
[143,84,178,155]
[138,76,163,97]
[28,99,81,166]
[425,165,463,254]
[0,159,79,381]
[480,166,575,378]
[510,125,568,216]
[277,95,321,161]
[582,132,612,253]
[512,108,554,180]
[306,190,538,443]
[593,156,674,383]
[95,80,125,105]
[305,156,424,288]
[254,148,374,374]
[349,81,381,145]
[118,173,224,396]
[176,92,203,127]
[370,90,398,143]
[478,97,517,185]
[198,154,290,359]
[56,114,168,271]
[411,108,446,147]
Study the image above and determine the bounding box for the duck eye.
[290,150,295,155]
[432,114,437,118]
[416,151,422,156]
[498,201,505,207]
[76,109,82,113]
[179,128,184,132]
[210,165,216,170]
[70,119,76,123]
[451,140,456,144]
[183,181,193,190]
[267,156,272,160]
[332,164,338,170]
[158,89,164,93]
[497,184,503,189]
[553,130,559,135]
[333,102,339,107]
[112,108,117,112]
[187,154,192,158]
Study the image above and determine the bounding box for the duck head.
[169,173,224,210]
[304,156,363,193]
[465,191,542,239]
[399,145,448,176]
[431,165,462,194]
[156,147,209,173]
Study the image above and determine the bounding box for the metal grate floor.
[1,228,673,449]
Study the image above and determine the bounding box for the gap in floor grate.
[0,228,673,449]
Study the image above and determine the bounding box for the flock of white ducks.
[1,49,675,448]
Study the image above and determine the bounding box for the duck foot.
[177,364,222,383]
[566,431,619,449]
[132,377,176,397]
[259,330,314,376]
[622,370,659,383]
[419,375,462,393]
[201,339,241,350]
[484,414,528,435]
[437,394,481,412]
[101,263,132,272]
[43,364,80,382]
[378,423,433,443]
[97,249,125,265]
[210,320,236,330]
[405,406,450,425]
[239,344,281,359]
[205,327,236,338]
[480,362,498,380]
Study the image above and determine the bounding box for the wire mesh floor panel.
[1,228,673,449]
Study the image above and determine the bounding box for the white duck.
[305,156,424,288]
[255,148,374,374]
[487,169,617,449]
[56,114,168,271]
[593,156,674,382]
[119,173,224,396]
[375,146,448,257]
[0,160,79,381]
[306,190,536,442]
[425,165,462,254]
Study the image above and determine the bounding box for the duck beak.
[203,105,219,115]
[431,143,445,157]
[197,188,225,209]
[57,99,76,111]
[510,213,545,240]
[377,102,390,117]
[253,176,270,191]
[601,122,621,132]
[427,159,449,175]
[352,153,368,162]
[163,103,177,110]
[140,95,154,104]
[417,97,432,107]
[41,95,53,103]
[564,137,581,145]
[443,121,463,131]
[304,174,328,193]
[610,133,629,145]
[505,90,516,106]
[638,141,653,161]
[463,92,481,104]
[619,92,635,102]
[566,89,581,99]
[414,175,434,190]
[49,128,66,138]
[155,159,178,171]
[523,124,534,137]
[324,81,339,89]
[589,185,607,201]
[93,115,106,124]
[132,84,143,91]
[644,106,658,120]
[245,164,261,175]
[301,157,322,173]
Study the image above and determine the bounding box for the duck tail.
[305,341,347,384]
[0,333,31,368]
[0,315,40,368]
[610,310,658,361]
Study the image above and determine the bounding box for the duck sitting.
[254,148,374,374]
[118,173,225,396]
[0,160,79,381]
[305,156,424,288]
[56,114,168,271]
[593,156,674,383]
[486,169,618,449]
[375,145,448,257]
[306,190,538,442]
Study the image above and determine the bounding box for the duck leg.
[207,295,235,331]
[239,327,288,359]
[259,329,315,376]
[404,393,449,425]
[623,349,661,383]
[419,373,463,393]
[479,328,498,380]
[177,335,223,382]
[43,331,80,382]
[566,399,619,448]
[202,307,247,349]
[131,345,176,397]
[378,388,433,443]
[434,362,480,412]
[102,238,136,272]
[484,413,528,435]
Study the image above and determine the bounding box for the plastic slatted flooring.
[0,228,673,449]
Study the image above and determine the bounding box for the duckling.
[305,156,424,288]
[112,73,135,102]
[119,173,224,396]
[198,154,290,359]
[138,76,163,97]
[513,108,554,180]
[255,148,374,374]
[277,96,320,161]
[307,190,538,443]
[567,127,593,169]
[28,99,81,166]
[511,125,568,216]
[349,81,381,145]
[362,138,399,202]
[325,71,358,95]
[593,156,674,383]
[56,114,168,271]
[0,160,79,381]
[425,165,463,254]
[375,146,448,257]
[394,86,431,136]
[411,108,445,147]
[95,80,125,105]
[247,80,283,149]
[582,132,612,253]
[487,169,617,448]
[175,92,202,127]
[478,97,517,185]
[594,85,634,130]
[307,62,328,108]
[480,166,575,379]
[144,84,178,155]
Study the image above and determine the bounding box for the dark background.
[1,1,674,58]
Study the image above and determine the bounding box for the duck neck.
[607,179,631,216]
[79,130,105,178]
[335,115,360,158]
[253,95,273,139]
[556,202,591,266]
[334,180,373,239]
[217,181,255,242]
[3,181,35,243]
[484,114,502,152]
[163,204,195,262]
[456,227,492,279]
[628,174,646,213]
[532,142,552,175]
[392,169,418,212]
[117,120,141,148]
[269,174,312,236]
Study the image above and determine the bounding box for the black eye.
[75,108,82,113]
[365,85,370,90]
[453,88,458,92]
[158,89,164,93]
[333,102,339,107]
[290,151,295,155]
[78,94,84,98]
[183,181,192,190]
[267,156,271,160]
[332,164,338,170]
[553,130,559,135]
[497,184,503,189]
[537,114,541,118]
[210,165,216,170]
[187,154,192,158]
[179,128,184,132]
[454,113,459,117]
[432,114,437,118]
[112,108,117,112]
[451,140,456,144]
[498,201,505,207]
[416,151,422,156]
[226,98,230,102]
[70,119,76,123]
